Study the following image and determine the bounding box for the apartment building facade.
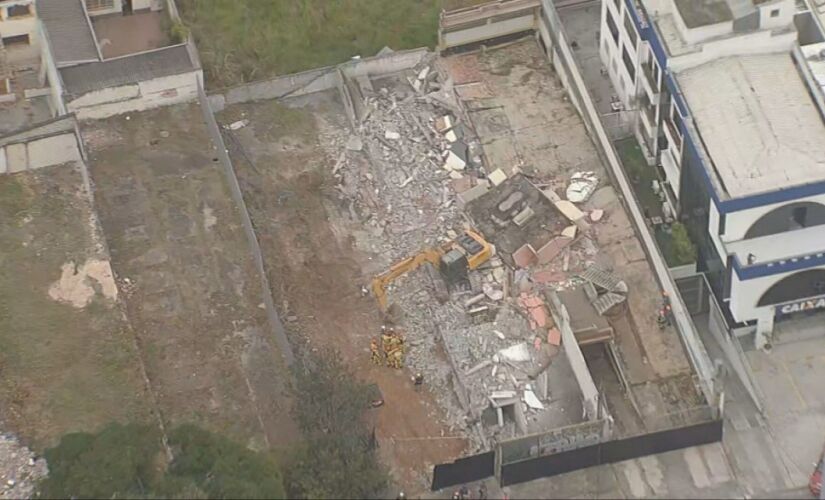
[599,0,825,346]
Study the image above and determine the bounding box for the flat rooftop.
[674,0,733,28]
[677,53,825,199]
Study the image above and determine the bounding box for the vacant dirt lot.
[81,105,295,451]
[219,93,466,492]
[0,164,151,449]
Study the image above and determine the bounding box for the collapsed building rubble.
[312,48,695,454]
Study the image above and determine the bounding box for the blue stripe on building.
[733,252,825,280]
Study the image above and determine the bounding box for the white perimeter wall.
[0,132,81,175]
[66,70,201,120]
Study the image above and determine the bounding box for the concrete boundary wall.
[439,0,541,51]
[537,0,716,405]
[547,291,601,420]
[67,70,202,120]
[0,116,82,175]
[210,48,430,111]
[196,82,294,366]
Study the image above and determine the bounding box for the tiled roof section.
[37,0,100,65]
[60,45,197,96]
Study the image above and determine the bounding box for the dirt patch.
[48,259,117,308]
[0,164,151,449]
[81,104,296,451]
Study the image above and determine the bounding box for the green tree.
[39,422,163,499]
[284,349,388,499]
[39,422,285,499]
[670,222,697,266]
[168,424,285,499]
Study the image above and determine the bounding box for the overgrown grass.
[178,0,489,89]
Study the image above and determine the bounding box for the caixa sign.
[777,296,825,314]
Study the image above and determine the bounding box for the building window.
[6,4,31,18]
[770,9,780,18]
[622,46,636,81]
[2,34,30,46]
[606,8,620,45]
[85,0,115,11]
[624,10,638,48]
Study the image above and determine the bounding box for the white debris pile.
[393,267,558,448]
[0,432,47,499]
[330,60,485,262]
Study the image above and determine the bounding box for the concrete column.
[754,308,774,350]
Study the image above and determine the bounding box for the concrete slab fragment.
[555,199,585,222]
[512,243,536,268]
[536,236,573,264]
[533,270,567,284]
[457,179,489,208]
[488,168,507,186]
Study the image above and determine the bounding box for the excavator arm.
[371,249,442,310]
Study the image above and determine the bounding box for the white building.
[599,0,825,346]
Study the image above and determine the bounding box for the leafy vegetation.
[284,349,388,499]
[178,0,489,88]
[668,222,697,266]
[38,422,286,499]
[38,350,386,499]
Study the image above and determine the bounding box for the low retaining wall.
[67,70,202,120]
[196,82,294,366]
[209,47,430,111]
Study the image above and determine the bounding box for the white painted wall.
[132,0,152,11]
[0,0,40,59]
[757,0,794,30]
[668,28,796,72]
[67,70,201,119]
[674,14,733,46]
[84,0,123,17]
[39,24,65,116]
[717,192,825,242]
[0,131,81,175]
[729,263,825,322]
[600,0,638,108]
[441,14,536,49]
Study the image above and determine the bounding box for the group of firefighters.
[371,325,406,369]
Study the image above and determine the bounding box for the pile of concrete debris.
[395,257,566,450]
[332,57,484,262]
[0,432,47,499]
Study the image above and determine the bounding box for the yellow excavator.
[371,229,493,310]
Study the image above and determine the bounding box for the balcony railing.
[663,116,682,150]
[642,61,659,93]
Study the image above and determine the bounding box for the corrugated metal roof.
[37,0,100,65]
[60,44,196,96]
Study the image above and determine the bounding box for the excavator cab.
[371,229,492,311]
[440,230,491,285]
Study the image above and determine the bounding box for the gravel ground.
[0,432,47,499]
